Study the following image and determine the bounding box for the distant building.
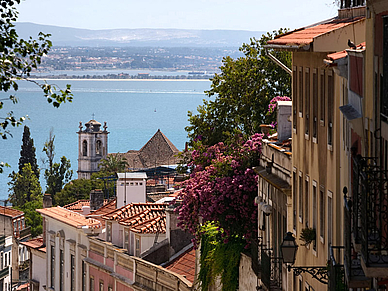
[77,119,109,179]
[0,205,31,289]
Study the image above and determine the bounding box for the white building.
[77,119,109,179]
[0,235,12,291]
[116,172,147,208]
[37,206,102,291]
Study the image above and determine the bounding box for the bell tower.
[77,119,109,179]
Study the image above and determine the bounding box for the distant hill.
[15,22,265,47]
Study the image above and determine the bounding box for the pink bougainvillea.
[176,134,263,247]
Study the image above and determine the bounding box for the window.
[124,229,129,251]
[320,70,325,124]
[107,222,112,242]
[313,69,318,140]
[71,254,75,291]
[90,276,95,291]
[312,182,317,251]
[4,253,7,268]
[99,280,104,291]
[82,140,87,156]
[299,67,303,116]
[51,245,55,288]
[135,237,141,257]
[305,68,310,135]
[60,250,64,291]
[328,71,334,147]
[96,140,102,155]
[382,17,388,120]
[305,178,309,227]
[108,287,113,291]
[328,193,333,248]
[299,172,303,222]
[293,170,297,231]
[319,187,325,241]
[293,66,298,130]
[82,261,86,291]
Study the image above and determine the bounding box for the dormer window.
[83,140,87,156]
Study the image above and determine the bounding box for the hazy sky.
[17,0,339,32]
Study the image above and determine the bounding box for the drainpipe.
[265,48,292,75]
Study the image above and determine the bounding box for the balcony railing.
[351,156,388,269]
[0,267,8,280]
[344,196,371,288]
[329,246,347,291]
[260,247,282,290]
[14,226,31,239]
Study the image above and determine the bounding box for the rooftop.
[267,16,365,49]
[21,237,46,253]
[165,247,196,283]
[37,207,101,229]
[0,205,24,219]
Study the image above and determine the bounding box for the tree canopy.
[18,125,39,179]
[42,130,72,204]
[98,153,128,175]
[0,0,73,173]
[186,30,291,147]
[8,163,43,237]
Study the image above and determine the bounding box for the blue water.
[0,79,211,200]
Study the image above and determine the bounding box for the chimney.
[166,200,193,257]
[276,101,292,143]
[43,193,52,208]
[90,189,104,211]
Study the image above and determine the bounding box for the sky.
[17,0,339,32]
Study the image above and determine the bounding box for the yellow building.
[266,5,365,291]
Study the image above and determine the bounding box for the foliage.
[0,0,73,173]
[8,163,43,236]
[18,125,39,179]
[8,163,41,207]
[42,130,72,204]
[198,223,244,291]
[186,29,291,147]
[54,178,104,207]
[98,153,128,174]
[266,96,291,128]
[300,227,316,246]
[176,133,262,246]
[16,200,42,237]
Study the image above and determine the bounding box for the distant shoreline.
[33,78,211,82]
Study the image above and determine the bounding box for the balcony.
[351,156,388,278]
[14,226,31,240]
[343,197,371,288]
[0,267,9,280]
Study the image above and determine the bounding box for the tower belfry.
[77,119,109,179]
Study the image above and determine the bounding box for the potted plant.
[300,227,316,246]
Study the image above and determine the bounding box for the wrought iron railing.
[260,247,282,290]
[352,156,388,266]
[329,246,347,291]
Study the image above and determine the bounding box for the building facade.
[78,119,109,179]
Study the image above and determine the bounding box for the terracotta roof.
[64,199,112,213]
[21,237,46,252]
[88,199,117,217]
[165,247,196,283]
[37,207,101,229]
[267,16,364,47]
[102,202,167,221]
[0,205,24,218]
[64,200,91,212]
[119,208,166,234]
[112,129,181,169]
[102,203,167,234]
[326,42,366,62]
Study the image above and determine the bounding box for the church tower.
[77,119,109,179]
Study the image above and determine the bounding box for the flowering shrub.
[176,133,262,247]
[267,96,291,128]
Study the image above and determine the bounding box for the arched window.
[96,140,102,155]
[83,140,87,156]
